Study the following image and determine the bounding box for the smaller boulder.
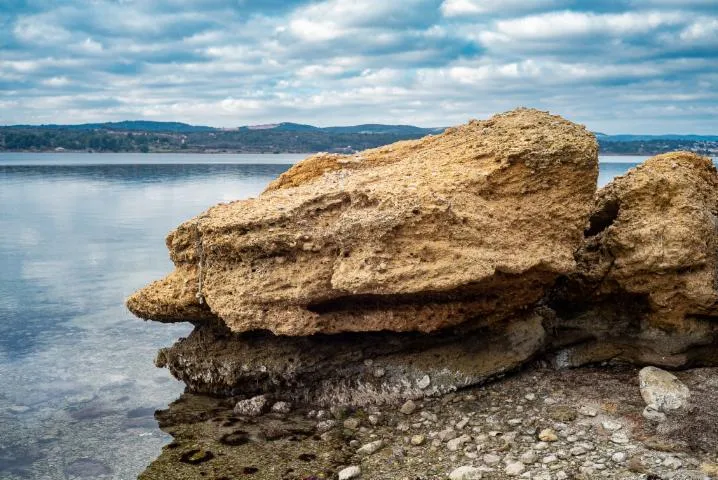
[638,366,691,412]
[449,465,482,480]
[233,394,268,417]
[642,405,667,423]
[338,465,361,480]
[357,439,384,456]
[505,461,526,476]
[270,401,292,414]
[538,428,558,442]
[399,399,417,415]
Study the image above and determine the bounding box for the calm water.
[0,153,712,479]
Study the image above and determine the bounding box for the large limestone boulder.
[548,152,718,368]
[127,108,598,336]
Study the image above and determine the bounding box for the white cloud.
[80,37,104,53]
[441,0,564,17]
[0,0,716,133]
[289,18,343,42]
[679,18,718,43]
[296,64,347,78]
[481,10,687,44]
[42,76,71,87]
[13,17,73,45]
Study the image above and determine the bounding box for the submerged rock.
[233,394,268,417]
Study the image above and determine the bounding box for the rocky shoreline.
[140,364,718,479]
[127,108,718,478]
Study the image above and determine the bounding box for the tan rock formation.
[127,108,598,336]
[549,152,718,368]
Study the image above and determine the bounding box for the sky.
[0,0,716,133]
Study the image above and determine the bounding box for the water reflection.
[0,158,294,479]
[0,163,293,184]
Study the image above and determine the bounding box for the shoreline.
[0,150,713,157]
[140,363,718,479]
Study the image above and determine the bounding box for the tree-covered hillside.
[1,123,715,156]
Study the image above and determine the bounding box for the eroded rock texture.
[128,108,598,336]
[155,314,546,402]
[548,152,718,368]
[126,108,718,406]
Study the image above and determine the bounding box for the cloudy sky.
[1,0,716,133]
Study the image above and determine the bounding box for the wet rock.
[233,395,268,417]
[219,430,250,446]
[152,312,547,404]
[179,448,214,465]
[64,458,112,478]
[639,366,691,412]
[271,401,292,414]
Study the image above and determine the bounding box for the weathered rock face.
[548,152,718,368]
[126,105,718,407]
[127,108,598,336]
[154,313,546,402]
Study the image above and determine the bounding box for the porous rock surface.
[127,108,598,336]
[154,312,546,401]
[127,109,718,409]
[548,152,718,369]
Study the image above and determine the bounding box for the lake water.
[0,153,713,479]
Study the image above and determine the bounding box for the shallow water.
[0,153,712,479]
[0,154,302,479]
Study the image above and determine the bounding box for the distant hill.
[0,120,715,155]
[323,124,442,135]
[597,133,718,142]
[8,120,215,133]
[241,122,320,132]
[239,122,442,135]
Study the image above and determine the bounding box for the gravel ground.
[140,364,718,480]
